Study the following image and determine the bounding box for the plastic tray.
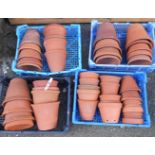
[0,76,71,136]
[72,70,151,128]
[12,24,82,77]
[88,20,155,72]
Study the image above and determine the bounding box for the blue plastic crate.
[12,24,82,77]
[88,20,155,72]
[72,70,151,128]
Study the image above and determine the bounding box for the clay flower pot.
[45,51,67,72]
[78,99,98,121]
[79,78,99,86]
[123,112,143,119]
[31,89,60,104]
[121,90,141,101]
[32,102,60,130]
[2,109,32,116]
[44,24,66,37]
[100,95,121,102]
[17,63,42,71]
[4,119,34,131]
[94,22,119,45]
[123,105,143,113]
[101,82,120,94]
[79,72,99,79]
[122,118,143,124]
[77,89,100,100]
[98,102,122,123]
[33,80,58,88]
[100,75,121,83]
[78,85,100,90]
[120,76,140,93]
[124,99,142,105]
[44,38,67,51]
[18,57,42,66]
[19,43,41,53]
[4,78,31,102]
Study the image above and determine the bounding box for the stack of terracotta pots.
[93,22,122,64]
[43,24,67,72]
[120,76,144,124]
[17,29,42,71]
[77,72,100,121]
[2,78,34,131]
[31,79,60,130]
[98,75,122,123]
[126,24,154,65]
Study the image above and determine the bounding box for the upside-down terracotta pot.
[31,89,60,104]
[78,99,98,121]
[44,24,66,37]
[124,99,142,105]
[79,78,99,86]
[121,90,141,100]
[122,118,144,124]
[79,72,99,79]
[45,51,67,72]
[17,63,42,71]
[19,43,41,53]
[100,75,121,83]
[78,85,100,90]
[33,87,59,91]
[100,95,121,102]
[32,102,60,130]
[123,112,143,119]
[33,79,58,88]
[98,102,122,123]
[77,89,100,100]
[123,105,144,113]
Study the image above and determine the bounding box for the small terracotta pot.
[33,87,59,91]
[78,99,98,121]
[101,82,120,94]
[19,49,41,60]
[4,119,34,131]
[98,102,122,123]
[77,89,100,100]
[122,118,143,124]
[95,55,121,64]
[33,80,58,88]
[19,43,41,53]
[123,105,143,113]
[94,47,122,61]
[100,75,121,83]
[44,38,67,51]
[79,72,99,79]
[45,52,66,72]
[128,55,152,65]
[122,90,141,99]
[18,57,42,66]
[79,78,99,86]
[31,89,60,104]
[2,109,32,116]
[100,95,121,102]
[17,63,42,71]
[4,78,31,102]
[32,102,60,130]
[120,76,140,93]
[44,24,66,37]
[123,112,143,119]
[78,85,100,90]
[124,99,142,105]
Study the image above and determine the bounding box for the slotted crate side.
[88,20,155,72]
[12,24,82,77]
[72,70,151,128]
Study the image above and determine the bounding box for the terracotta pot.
[122,90,141,99]
[79,78,99,86]
[127,50,152,60]
[4,119,34,131]
[100,75,121,83]
[4,78,31,102]
[17,63,42,71]
[123,112,143,119]
[123,105,143,113]
[126,24,154,49]
[77,89,100,100]
[18,49,41,60]
[95,55,121,64]
[44,38,67,51]
[124,99,142,105]
[94,48,122,61]
[78,85,100,90]
[120,76,140,93]
[2,109,32,116]
[32,102,60,130]
[33,87,59,91]
[31,89,60,104]
[79,72,99,79]
[122,118,143,124]
[128,55,152,65]
[95,22,119,45]
[44,24,66,37]
[94,39,121,53]
[78,99,98,121]
[45,52,66,72]
[100,95,121,102]
[33,80,58,88]
[18,57,42,66]
[98,102,122,123]
[44,35,66,40]
[19,43,41,53]
[101,82,120,94]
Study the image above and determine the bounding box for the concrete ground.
[0,19,155,137]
